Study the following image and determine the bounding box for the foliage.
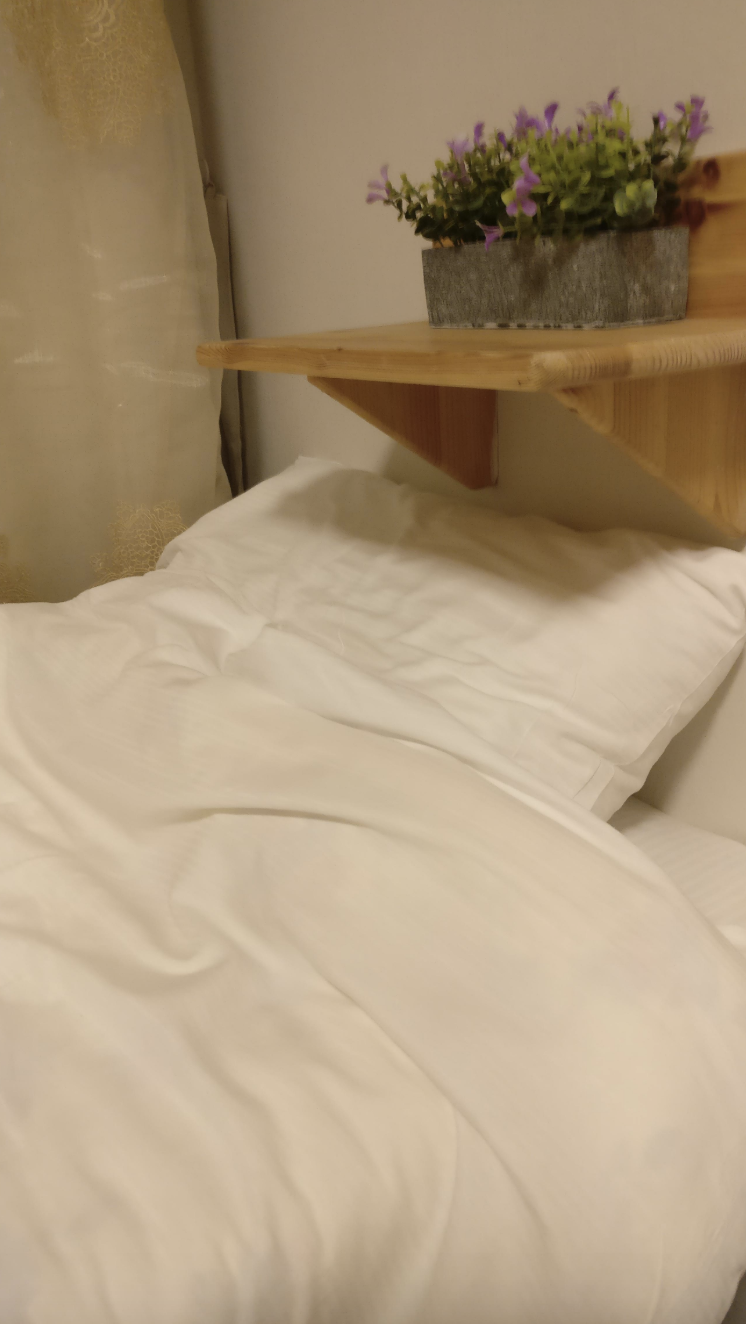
[366,93,711,246]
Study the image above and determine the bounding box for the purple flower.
[473,121,486,149]
[366,164,390,203]
[655,110,668,130]
[447,136,471,162]
[514,106,543,136]
[543,101,559,131]
[689,97,711,141]
[688,110,712,142]
[478,222,503,251]
[506,154,541,217]
[675,96,711,141]
[519,154,541,186]
[445,136,471,183]
[496,131,508,150]
[588,87,621,117]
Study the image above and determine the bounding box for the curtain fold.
[0,0,229,603]
[203,161,246,497]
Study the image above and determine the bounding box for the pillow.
[161,458,746,820]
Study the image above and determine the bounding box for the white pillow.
[162,459,746,820]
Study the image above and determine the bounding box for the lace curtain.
[0,0,229,602]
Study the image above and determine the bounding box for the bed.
[3,458,746,1323]
[611,800,746,1324]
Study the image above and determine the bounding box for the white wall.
[183,0,746,840]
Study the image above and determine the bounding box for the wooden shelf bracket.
[554,364,746,537]
[308,376,498,489]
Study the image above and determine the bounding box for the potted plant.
[367,92,710,329]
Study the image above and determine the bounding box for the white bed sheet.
[2,469,746,1322]
[611,800,746,1324]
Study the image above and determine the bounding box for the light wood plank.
[555,365,746,535]
[309,377,497,488]
[198,317,746,393]
[681,150,746,316]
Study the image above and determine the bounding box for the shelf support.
[554,363,746,536]
[308,376,498,489]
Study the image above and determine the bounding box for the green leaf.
[640,179,657,208]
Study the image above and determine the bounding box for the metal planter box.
[421,227,689,329]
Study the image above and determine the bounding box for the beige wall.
[183,0,746,840]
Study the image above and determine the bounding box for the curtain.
[0,0,229,604]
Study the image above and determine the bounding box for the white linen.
[613,798,746,954]
[161,458,746,820]
[610,801,746,1324]
[2,475,746,1321]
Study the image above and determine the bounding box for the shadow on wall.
[723,1273,746,1322]
[381,390,746,550]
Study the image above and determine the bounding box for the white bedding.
[160,457,746,821]
[613,799,746,954]
[611,801,746,1324]
[2,467,746,1322]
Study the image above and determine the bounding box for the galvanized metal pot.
[421,227,689,329]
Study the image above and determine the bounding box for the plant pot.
[421,227,689,330]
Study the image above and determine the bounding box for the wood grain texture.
[680,150,746,316]
[308,376,498,488]
[555,364,746,535]
[198,317,746,393]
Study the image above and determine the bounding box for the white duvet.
[2,465,746,1323]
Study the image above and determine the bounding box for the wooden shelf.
[197,316,746,393]
[197,150,746,536]
[198,319,746,534]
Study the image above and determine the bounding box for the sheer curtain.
[0,0,229,603]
